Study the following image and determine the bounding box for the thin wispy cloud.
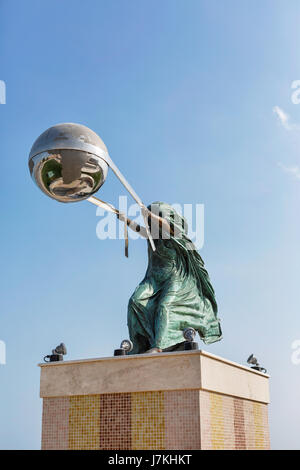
[274,107,300,181]
[273,105,300,131]
[278,162,300,180]
[273,106,292,130]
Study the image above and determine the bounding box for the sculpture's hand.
[117,212,148,238]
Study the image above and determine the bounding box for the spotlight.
[247,354,267,373]
[183,328,199,351]
[114,339,133,356]
[44,343,67,362]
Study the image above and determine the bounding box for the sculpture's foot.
[145,347,162,354]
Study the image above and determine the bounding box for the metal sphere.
[28,123,109,203]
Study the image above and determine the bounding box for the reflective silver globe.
[28,123,109,203]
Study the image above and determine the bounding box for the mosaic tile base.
[41,390,270,450]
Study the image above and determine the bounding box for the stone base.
[39,350,270,450]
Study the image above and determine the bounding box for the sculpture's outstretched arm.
[118,210,174,239]
[88,196,173,239]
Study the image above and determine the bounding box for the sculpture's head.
[147,201,188,238]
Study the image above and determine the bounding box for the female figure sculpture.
[126,201,222,354]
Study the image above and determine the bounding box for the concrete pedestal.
[39,350,270,450]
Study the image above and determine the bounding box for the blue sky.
[1,0,300,449]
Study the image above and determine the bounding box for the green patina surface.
[127,202,222,354]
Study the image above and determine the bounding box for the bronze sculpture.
[125,202,222,353]
[29,123,222,354]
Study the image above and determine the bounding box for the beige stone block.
[39,350,269,404]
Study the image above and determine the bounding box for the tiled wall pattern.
[69,395,100,450]
[41,390,270,450]
[199,390,270,450]
[99,393,131,450]
[42,397,69,450]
